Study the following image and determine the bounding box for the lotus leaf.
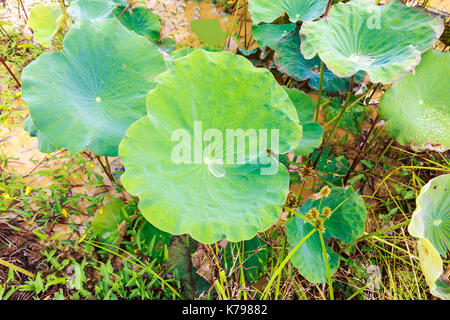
[379,50,450,150]
[119,50,302,243]
[251,23,296,50]
[300,0,444,84]
[27,3,63,47]
[112,6,161,41]
[22,19,166,156]
[417,238,450,300]
[248,0,328,24]
[276,28,364,95]
[285,88,323,155]
[286,186,367,282]
[67,0,115,21]
[408,174,449,256]
[23,116,58,153]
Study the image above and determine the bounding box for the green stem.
[319,232,334,300]
[0,258,35,279]
[314,61,325,122]
[261,228,317,300]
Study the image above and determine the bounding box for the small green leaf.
[27,3,62,47]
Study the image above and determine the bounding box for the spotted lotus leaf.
[67,0,115,21]
[286,187,367,282]
[22,19,166,156]
[119,50,302,243]
[23,116,58,153]
[380,50,450,150]
[408,174,449,256]
[27,3,63,47]
[300,0,444,84]
[112,5,161,41]
[252,23,296,50]
[276,28,364,95]
[248,0,328,25]
[285,88,323,155]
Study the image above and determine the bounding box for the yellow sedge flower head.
[320,186,331,198]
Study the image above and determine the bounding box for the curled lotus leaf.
[248,0,328,25]
[380,50,450,150]
[417,238,450,300]
[23,116,58,153]
[22,19,166,156]
[67,0,115,21]
[276,28,364,95]
[408,174,449,256]
[119,50,302,244]
[112,5,161,41]
[300,0,444,84]
[27,3,63,47]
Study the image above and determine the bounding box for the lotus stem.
[0,56,21,87]
[314,61,325,122]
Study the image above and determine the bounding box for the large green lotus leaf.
[276,28,364,95]
[119,50,302,244]
[190,19,227,47]
[27,3,62,47]
[112,6,161,41]
[285,88,323,155]
[300,186,367,244]
[23,116,58,153]
[22,19,166,156]
[222,236,269,282]
[408,174,450,256]
[285,216,339,283]
[67,0,115,21]
[248,0,328,24]
[251,23,296,50]
[379,50,450,150]
[417,238,450,300]
[300,0,444,84]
